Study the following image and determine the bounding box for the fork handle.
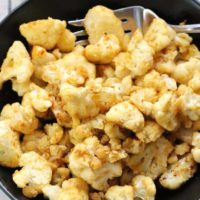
[170,24,200,33]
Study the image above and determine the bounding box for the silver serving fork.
[68,6,200,46]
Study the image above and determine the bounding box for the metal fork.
[68,6,200,46]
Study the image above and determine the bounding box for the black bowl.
[0,0,200,199]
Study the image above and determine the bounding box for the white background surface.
[0,2,27,200]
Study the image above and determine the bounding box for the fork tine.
[76,39,89,46]
[74,30,87,37]
[68,19,84,27]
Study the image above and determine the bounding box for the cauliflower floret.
[154,43,177,74]
[43,178,89,200]
[135,70,167,93]
[159,153,197,190]
[13,152,52,198]
[144,18,176,52]
[56,29,76,52]
[51,167,70,185]
[122,138,145,154]
[85,33,121,64]
[42,47,96,86]
[86,76,132,112]
[126,137,173,179]
[50,95,72,128]
[106,101,144,132]
[188,71,200,93]
[152,92,179,131]
[69,114,105,145]
[31,45,56,80]
[84,5,127,49]
[127,29,154,77]
[175,143,190,156]
[104,122,126,140]
[161,74,177,91]
[97,64,115,78]
[132,175,156,200]
[44,123,64,145]
[28,84,52,112]
[175,33,192,53]
[192,131,200,147]
[21,130,50,154]
[1,102,39,134]
[60,83,99,125]
[113,52,132,79]
[179,44,200,61]
[12,80,31,96]
[179,91,200,121]
[191,131,200,163]
[136,120,164,143]
[130,87,158,115]
[172,58,200,84]
[0,41,34,92]
[191,148,200,163]
[172,128,193,145]
[0,120,21,168]
[19,17,66,50]
[105,185,134,200]
[69,136,122,191]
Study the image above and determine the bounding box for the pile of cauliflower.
[0,5,200,200]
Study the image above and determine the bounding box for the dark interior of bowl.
[0,0,200,199]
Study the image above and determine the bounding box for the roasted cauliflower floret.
[175,143,190,156]
[44,123,64,145]
[154,43,177,74]
[31,45,56,80]
[175,33,192,53]
[188,71,200,93]
[51,167,70,186]
[159,154,197,190]
[85,33,121,64]
[152,92,179,131]
[106,101,144,132]
[84,5,127,49]
[42,47,96,86]
[1,102,39,134]
[19,17,66,50]
[28,84,52,112]
[21,130,50,154]
[69,136,122,191]
[13,152,52,198]
[105,185,134,200]
[130,87,158,115]
[191,131,200,163]
[60,83,99,125]
[178,91,200,121]
[43,178,89,200]
[136,120,164,143]
[56,29,76,52]
[161,74,177,91]
[127,29,154,77]
[135,70,167,93]
[172,58,200,84]
[127,137,173,179]
[144,18,176,52]
[132,175,156,200]
[113,52,132,79]
[122,138,145,154]
[0,120,21,168]
[0,41,34,93]
[50,95,72,128]
[69,114,105,145]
